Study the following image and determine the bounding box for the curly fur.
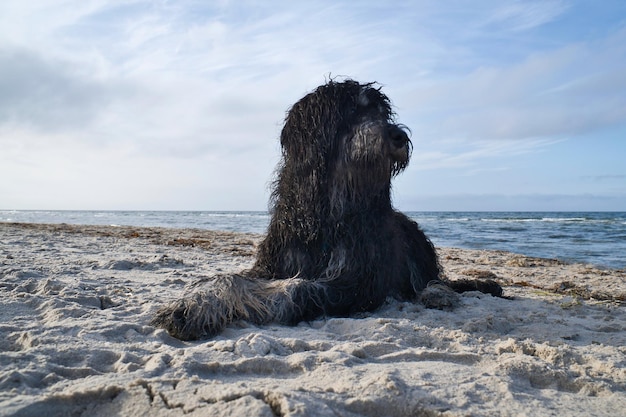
[152,80,502,340]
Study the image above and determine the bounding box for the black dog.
[153,80,501,340]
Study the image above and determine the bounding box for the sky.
[1,0,625,212]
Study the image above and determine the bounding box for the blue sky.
[1,0,625,211]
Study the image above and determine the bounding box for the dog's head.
[280,80,411,189]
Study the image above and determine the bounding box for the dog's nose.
[389,125,409,148]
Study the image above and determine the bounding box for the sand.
[1,222,625,417]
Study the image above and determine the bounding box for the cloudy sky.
[1,0,625,211]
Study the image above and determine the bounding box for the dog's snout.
[389,126,409,148]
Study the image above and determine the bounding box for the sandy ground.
[1,222,625,417]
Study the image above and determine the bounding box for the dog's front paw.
[419,280,461,310]
[447,278,503,297]
[151,301,195,340]
[151,292,227,341]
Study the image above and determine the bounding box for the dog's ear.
[280,80,363,162]
[280,97,326,169]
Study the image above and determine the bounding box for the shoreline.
[1,222,625,416]
[3,210,625,270]
[3,219,624,271]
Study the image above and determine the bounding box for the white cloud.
[0,1,625,210]
[399,27,626,147]
[483,0,569,32]
[410,138,561,171]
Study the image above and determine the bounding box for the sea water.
[412,212,625,270]
[1,210,624,270]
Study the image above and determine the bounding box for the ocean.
[1,210,624,270]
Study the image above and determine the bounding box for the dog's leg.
[152,274,326,340]
[418,278,503,311]
[446,278,503,297]
[418,280,461,310]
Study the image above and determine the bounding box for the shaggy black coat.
[252,80,439,318]
[152,80,501,340]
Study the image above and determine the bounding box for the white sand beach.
[1,222,625,416]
